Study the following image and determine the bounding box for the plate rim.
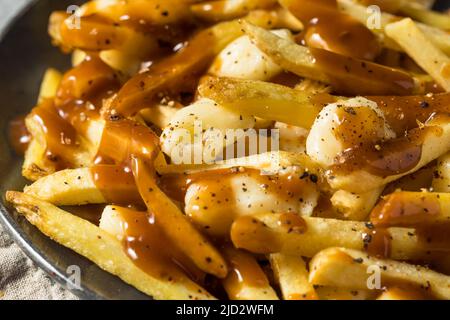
[0,0,102,300]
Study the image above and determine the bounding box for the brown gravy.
[120,206,205,284]
[288,0,381,60]
[8,115,31,155]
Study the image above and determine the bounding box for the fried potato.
[386,18,450,92]
[315,287,376,300]
[400,2,450,29]
[111,20,244,116]
[38,68,62,104]
[432,152,450,192]
[24,168,105,206]
[309,247,450,300]
[198,77,324,128]
[269,253,317,300]
[338,0,450,55]
[22,139,57,181]
[242,21,418,96]
[191,0,277,22]
[222,247,278,300]
[132,157,228,278]
[231,213,444,260]
[156,151,323,178]
[331,187,384,221]
[5,192,213,300]
[369,191,450,228]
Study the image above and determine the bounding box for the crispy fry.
[309,247,450,300]
[386,18,450,92]
[6,192,213,300]
[38,68,62,104]
[222,247,278,300]
[191,0,277,22]
[433,152,450,192]
[269,253,318,300]
[242,21,418,95]
[331,187,384,221]
[111,20,244,116]
[198,77,325,128]
[132,157,228,278]
[231,213,444,260]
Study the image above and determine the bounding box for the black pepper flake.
[420,101,429,108]
[365,222,374,229]
[109,114,122,121]
[309,174,318,183]
[353,257,364,264]
[300,172,309,179]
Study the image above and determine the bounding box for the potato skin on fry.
[6,192,214,300]
[24,168,105,206]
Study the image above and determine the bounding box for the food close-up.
[2,0,450,301]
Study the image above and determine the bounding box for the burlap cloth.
[0,0,78,300]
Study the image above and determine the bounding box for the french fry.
[432,152,450,192]
[132,157,228,278]
[80,0,194,26]
[22,139,57,181]
[222,247,278,300]
[38,68,62,104]
[309,247,450,300]
[231,213,445,260]
[198,77,325,128]
[269,253,318,300]
[24,168,105,205]
[111,20,244,116]
[331,187,384,221]
[23,166,141,206]
[377,287,430,300]
[140,105,180,129]
[369,191,450,227]
[242,21,418,96]
[400,3,450,29]
[191,0,277,22]
[386,18,450,92]
[316,286,376,300]
[156,151,323,178]
[5,192,213,300]
[337,0,450,55]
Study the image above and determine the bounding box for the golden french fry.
[23,166,141,206]
[269,253,317,300]
[433,152,450,192]
[242,21,418,96]
[338,0,450,55]
[111,20,244,116]
[369,191,450,227]
[191,0,277,21]
[386,18,450,92]
[6,192,213,300]
[400,3,450,29]
[22,139,57,181]
[222,247,278,300]
[331,187,384,221]
[316,286,376,300]
[198,77,326,128]
[38,68,62,103]
[231,213,445,260]
[309,247,450,300]
[132,157,228,278]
